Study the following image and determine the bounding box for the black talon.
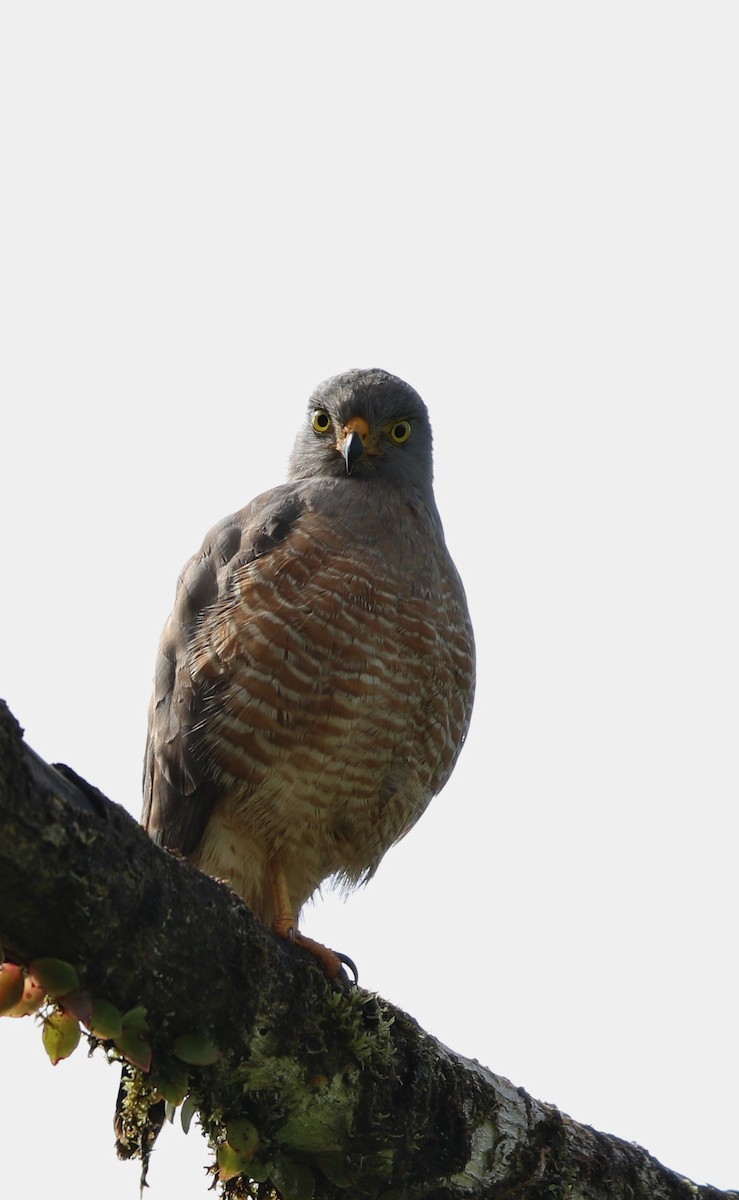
[336,951,359,986]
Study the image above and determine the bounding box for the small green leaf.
[88,997,123,1040]
[59,988,93,1027]
[0,964,25,1015]
[115,1028,152,1072]
[173,1033,222,1065]
[6,974,45,1018]
[247,1159,272,1184]
[42,1010,81,1065]
[272,1152,315,1200]
[30,958,79,998]
[121,1005,149,1031]
[292,1163,315,1200]
[217,1142,250,1183]
[152,1062,189,1106]
[226,1117,259,1162]
[180,1095,198,1135]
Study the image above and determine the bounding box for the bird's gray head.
[287,368,434,494]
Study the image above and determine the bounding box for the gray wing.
[141,485,303,856]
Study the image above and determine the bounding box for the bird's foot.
[293,930,358,985]
[271,917,358,985]
[268,860,357,983]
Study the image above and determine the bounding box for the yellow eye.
[312,409,331,434]
[389,420,411,444]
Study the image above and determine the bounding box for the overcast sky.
[1,3,737,1196]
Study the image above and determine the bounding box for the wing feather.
[141,486,303,854]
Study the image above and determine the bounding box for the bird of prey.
[142,368,475,975]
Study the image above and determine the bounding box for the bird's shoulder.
[173,483,304,610]
[172,477,448,626]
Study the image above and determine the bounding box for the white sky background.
[1,3,737,1195]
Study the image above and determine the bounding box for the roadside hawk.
[142,368,475,975]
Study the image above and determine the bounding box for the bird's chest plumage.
[188,501,471,876]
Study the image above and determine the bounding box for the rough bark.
[0,698,735,1200]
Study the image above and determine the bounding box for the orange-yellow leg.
[267,859,344,979]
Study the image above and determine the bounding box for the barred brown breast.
[142,368,475,974]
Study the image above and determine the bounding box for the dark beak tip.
[343,430,365,475]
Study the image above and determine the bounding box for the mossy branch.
[0,698,735,1200]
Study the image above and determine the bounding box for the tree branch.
[0,698,735,1200]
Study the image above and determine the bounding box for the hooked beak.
[343,430,365,475]
[340,416,371,475]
